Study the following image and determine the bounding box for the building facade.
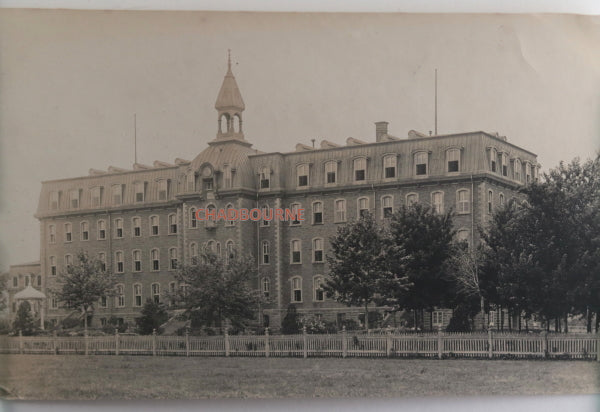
[33,58,539,330]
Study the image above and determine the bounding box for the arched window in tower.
[233,114,241,133]
[219,113,230,134]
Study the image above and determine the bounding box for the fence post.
[53,330,58,355]
[19,330,23,354]
[152,329,157,357]
[386,330,392,358]
[265,327,270,358]
[488,328,493,359]
[302,326,308,359]
[84,330,89,356]
[437,328,443,359]
[224,329,230,357]
[185,329,190,357]
[543,331,549,359]
[115,329,120,356]
[342,326,347,358]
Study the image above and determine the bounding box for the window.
[150,216,159,236]
[312,201,323,224]
[37,275,42,287]
[325,161,337,184]
[12,277,18,288]
[134,181,145,203]
[91,187,102,207]
[501,153,508,176]
[115,284,125,308]
[151,249,160,271]
[168,213,177,234]
[100,295,107,308]
[533,166,539,182]
[262,241,270,264]
[432,311,444,326]
[112,184,123,205]
[132,217,141,237]
[169,282,176,306]
[205,205,216,228]
[98,252,106,272]
[261,205,270,226]
[50,191,59,210]
[406,193,418,206]
[456,189,470,214]
[190,243,198,264]
[133,284,142,307]
[488,190,493,214]
[490,148,498,173]
[152,283,160,304]
[291,240,301,263]
[114,218,123,238]
[223,165,232,188]
[169,248,177,270]
[499,193,505,206]
[70,189,80,209]
[133,250,142,272]
[115,251,124,273]
[64,222,72,242]
[80,221,89,241]
[514,159,522,182]
[259,167,270,189]
[64,254,73,268]
[383,155,396,179]
[290,203,301,226]
[25,276,30,287]
[158,179,168,200]
[186,172,195,192]
[291,277,302,302]
[297,164,309,187]
[357,197,369,218]
[206,240,217,255]
[446,148,460,173]
[203,178,214,191]
[51,295,58,309]
[226,204,235,226]
[414,152,428,176]
[314,276,325,302]
[525,163,532,184]
[334,199,346,222]
[431,191,444,214]
[312,238,324,263]
[262,277,270,298]
[48,224,56,243]
[457,229,470,247]
[382,195,393,218]
[354,157,367,182]
[225,241,235,263]
[49,256,57,276]
[189,208,197,228]
[97,220,106,239]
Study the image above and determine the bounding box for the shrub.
[281,305,302,334]
[12,301,37,336]
[135,299,169,335]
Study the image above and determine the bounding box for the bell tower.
[215,50,245,141]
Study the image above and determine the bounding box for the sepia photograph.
[0,4,599,408]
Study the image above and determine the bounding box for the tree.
[388,204,456,330]
[324,213,409,330]
[13,301,36,335]
[54,251,116,333]
[0,273,7,313]
[281,304,302,334]
[174,250,261,332]
[135,299,169,335]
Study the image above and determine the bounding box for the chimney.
[375,121,389,142]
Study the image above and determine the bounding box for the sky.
[0,10,599,271]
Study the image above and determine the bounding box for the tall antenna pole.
[134,113,137,164]
[434,69,438,136]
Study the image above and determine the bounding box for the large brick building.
[31,56,539,330]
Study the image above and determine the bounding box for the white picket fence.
[1,330,598,360]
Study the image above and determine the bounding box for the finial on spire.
[227,49,232,72]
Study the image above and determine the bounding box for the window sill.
[290,262,302,265]
[456,211,471,215]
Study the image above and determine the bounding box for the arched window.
[132,250,142,272]
[456,189,470,214]
[381,195,393,218]
[313,276,325,302]
[151,248,160,271]
[312,201,323,224]
[219,113,230,134]
[383,154,397,179]
[490,148,498,172]
[357,197,369,218]
[115,284,125,308]
[48,224,56,243]
[487,190,493,214]
[501,153,508,176]
[186,171,196,192]
[226,203,235,226]
[114,218,123,238]
[132,217,142,237]
[262,204,271,226]
[98,252,106,272]
[334,199,346,222]
[150,215,159,236]
[325,161,337,184]
[152,283,160,304]
[291,277,302,302]
[97,220,106,240]
[158,179,168,200]
[457,229,470,248]
[225,240,235,263]
[353,157,367,182]
[49,256,57,276]
[223,165,233,188]
[297,164,310,188]
[414,151,428,176]
[64,222,72,242]
[431,191,444,214]
[114,251,123,273]
[262,241,270,264]
[169,248,178,270]
[312,238,324,263]
[190,242,198,264]
[291,239,302,264]
[514,159,522,182]
[406,193,418,207]
[133,284,143,307]
[168,213,177,234]
[189,207,197,228]
[80,221,89,241]
[499,193,505,206]
[290,203,302,226]
[262,277,270,298]
[446,148,460,173]
[259,167,270,190]
[64,254,73,267]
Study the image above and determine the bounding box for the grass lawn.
[0,355,599,400]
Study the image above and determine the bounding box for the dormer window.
[446,148,460,173]
[383,155,396,179]
[354,157,367,182]
[325,161,337,184]
[297,164,309,188]
[49,191,59,210]
[69,189,80,209]
[134,182,145,203]
[414,152,428,176]
[490,148,498,173]
[501,153,508,176]
[525,162,532,184]
[186,172,196,192]
[112,185,123,205]
[91,187,102,207]
[514,159,522,182]
[259,167,270,189]
[203,178,214,191]
[158,180,168,200]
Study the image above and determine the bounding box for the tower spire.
[214,51,245,141]
[227,49,232,72]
